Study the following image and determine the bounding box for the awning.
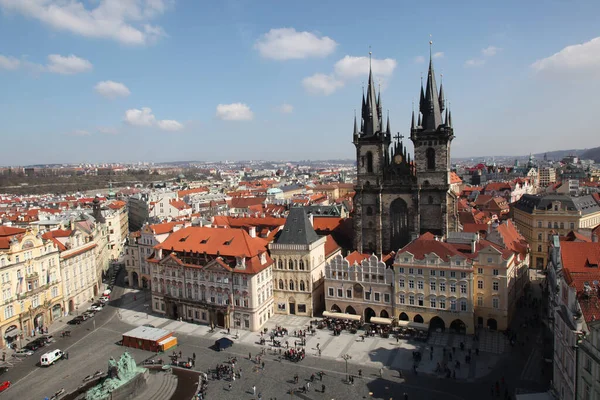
[322,311,362,322]
[396,321,429,331]
[4,326,21,338]
[369,317,393,325]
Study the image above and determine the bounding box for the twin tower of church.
[352,47,459,255]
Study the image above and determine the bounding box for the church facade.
[353,50,459,255]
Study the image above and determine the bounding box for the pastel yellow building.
[0,226,63,347]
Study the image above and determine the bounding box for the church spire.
[448,109,453,128]
[386,110,391,134]
[361,51,382,136]
[411,109,415,131]
[419,40,443,131]
[439,76,445,113]
[353,110,358,135]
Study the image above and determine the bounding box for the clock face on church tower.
[394,154,403,164]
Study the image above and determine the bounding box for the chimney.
[471,237,477,254]
[307,212,314,227]
[248,226,256,238]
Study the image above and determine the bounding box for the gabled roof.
[324,234,340,257]
[561,242,600,273]
[398,232,467,261]
[0,226,26,237]
[450,172,462,184]
[275,207,320,245]
[345,251,371,266]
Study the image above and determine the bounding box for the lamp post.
[341,354,352,383]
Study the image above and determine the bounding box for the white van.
[40,349,63,366]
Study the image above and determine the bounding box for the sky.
[1,0,600,165]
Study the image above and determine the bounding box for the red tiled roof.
[450,172,462,184]
[150,221,186,235]
[231,197,266,209]
[313,217,343,232]
[398,232,467,261]
[324,234,340,257]
[345,251,371,265]
[107,200,127,210]
[561,242,600,273]
[484,182,512,192]
[0,226,26,237]
[462,223,489,233]
[169,199,191,210]
[177,187,209,198]
[496,220,529,256]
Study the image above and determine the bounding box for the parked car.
[39,335,54,344]
[23,342,42,352]
[91,302,104,309]
[67,316,84,325]
[102,289,112,296]
[88,305,103,312]
[0,381,10,392]
[99,296,110,304]
[175,360,192,369]
[12,349,34,357]
[83,311,95,319]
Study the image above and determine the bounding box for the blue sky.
[1,0,600,165]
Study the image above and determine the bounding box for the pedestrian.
[358,369,362,377]
[228,383,232,391]
[228,327,230,334]
[396,335,399,343]
[179,350,182,358]
[306,382,310,391]
[193,352,196,360]
[316,343,320,349]
[380,367,383,378]
[252,385,256,395]
[261,361,265,369]
[258,393,262,400]
[249,352,252,360]
[322,384,325,393]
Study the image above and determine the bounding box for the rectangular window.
[346,289,352,298]
[477,296,483,307]
[493,281,499,291]
[337,288,343,297]
[430,282,436,291]
[365,292,371,300]
[298,304,306,313]
[374,292,380,302]
[417,281,424,290]
[398,267,404,273]
[328,287,334,297]
[450,271,456,278]
[439,282,446,292]
[417,296,424,306]
[417,269,423,275]
[399,294,405,304]
[439,299,445,309]
[460,272,467,279]
[460,301,467,311]
[408,280,414,289]
[439,270,445,277]
[408,268,414,274]
[477,280,484,289]
[450,283,456,293]
[409,295,414,305]
[477,268,483,274]
[450,300,456,310]
[399,279,405,288]
[384,293,390,303]
[430,270,436,276]
[492,297,499,309]
[460,283,467,294]
[430,299,436,308]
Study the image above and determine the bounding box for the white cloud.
[68,129,91,136]
[433,51,444,59]
[302,73,344,96]
[465,59,486,68]
[482,46,500,57]
[98,126,118,135]
[0,54,20,70]
[124,107,183,130]
[216,103,254,121]
[254,28,337,60]
[46,54,92,74]
[0,0,170,45]
[276,103,293,114]
[531,37,600,76]
[413,55,425,64]
[157,119,183,131]
[333,55,397,80]
[94,81,131,99]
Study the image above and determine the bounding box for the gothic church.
[352,49,459,255]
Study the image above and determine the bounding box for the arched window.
[560,222,564,229]
[428,196,433,204]
[426,148,435,170]
[278,260,283,269]
[279,279,284,290]
[300,280,306,291]
[366,206,373,216]
[553,222,558,229]
[288,260,294,270]
[289,280,295,291]
[366,151,373,173]
[299,260,305,270]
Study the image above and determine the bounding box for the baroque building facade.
[353,50,458,255]
[149,226,274,331]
